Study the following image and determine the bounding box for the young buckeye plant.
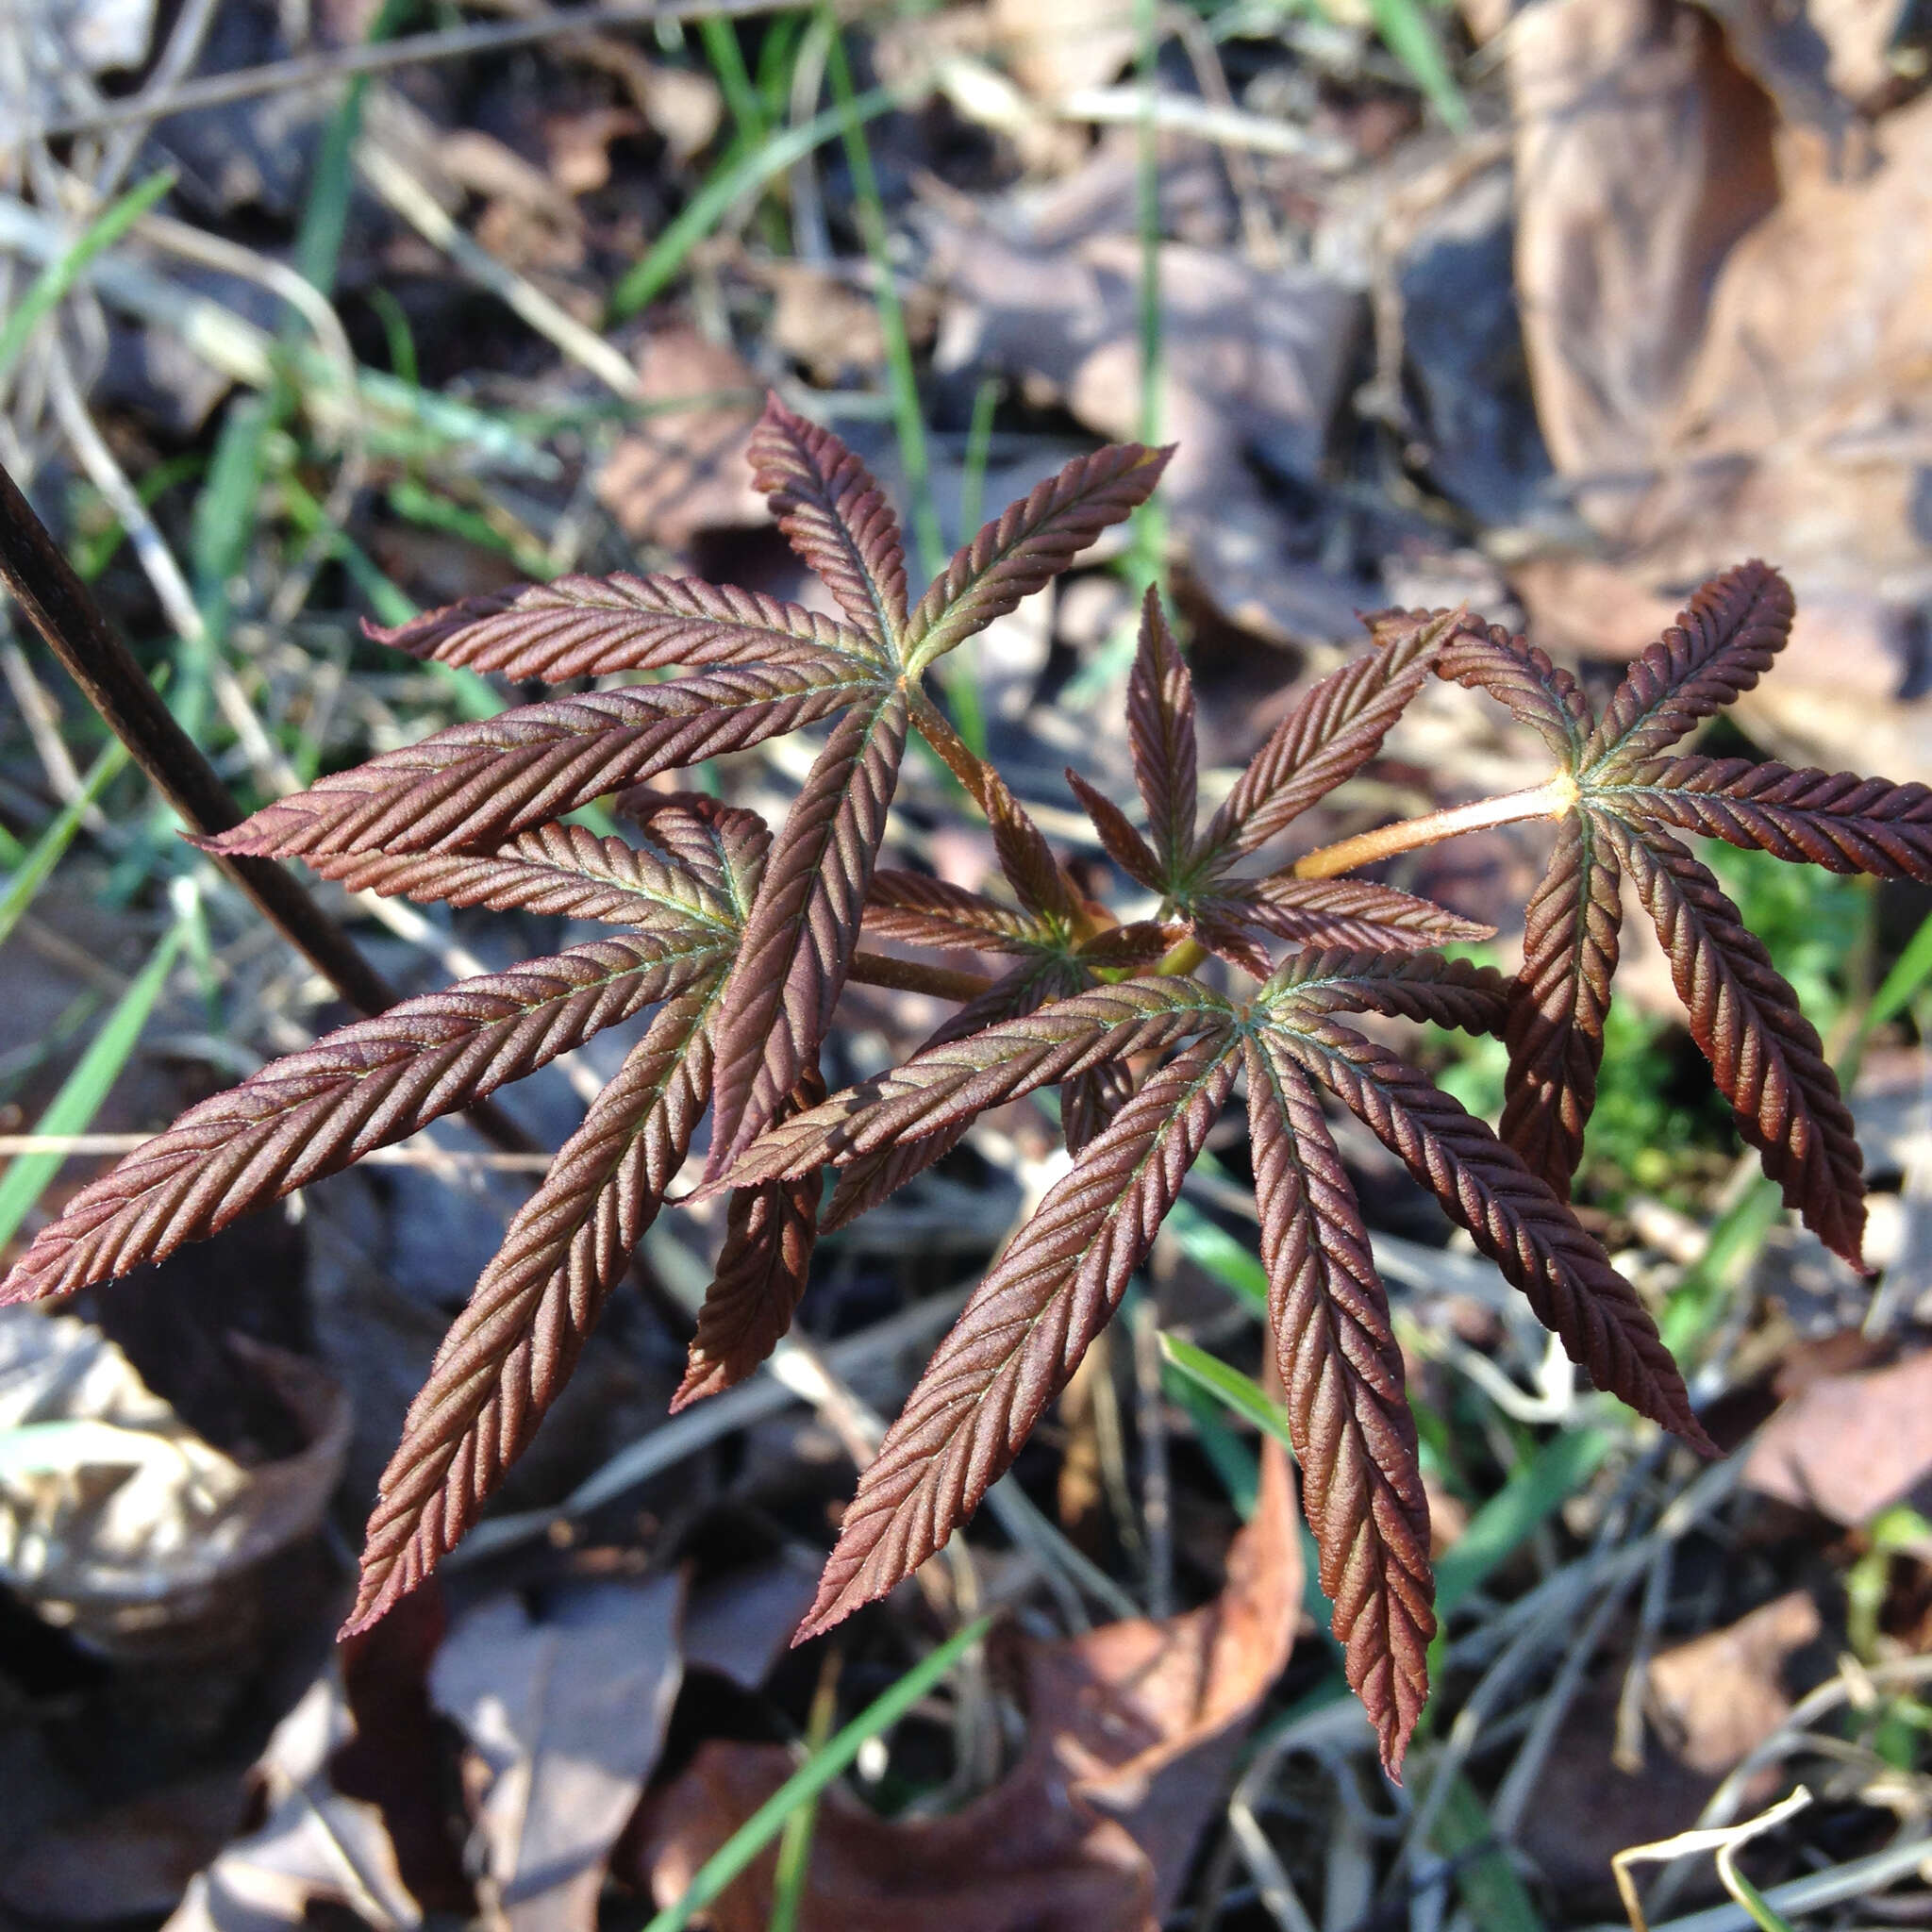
[7,398,1929,1775]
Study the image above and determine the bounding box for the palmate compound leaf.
[347,983,723,1632]
[362,572,884,678]
[1599,812,1869,1267]
[794,1026,1242,1642]
[1244,1031,1431,1776]
[1440,563,1925,1243]
[0,929,728,1307]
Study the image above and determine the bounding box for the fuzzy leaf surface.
[206,666,875,860]
[862,871,1044,954]
[1063,1057,1135,1155]
[706,688,909,1175]
[363,573,879,679]
[1208,876,1492,955]
[1584,561,1793,772]
[1502,813,1622,1198]
[347,988,720,1630]
[1245,1032,1431,1775]
[1601,814,1866,1265]
[674,1065,826,1409]
[1066,769,1162,892]
[1435,620,1591,763]
[1260,949,1511,1035]
[724,976,1236,1191]
[985,770,1079,928]
[820,958,1086,1231]
[2,934,717,1305]
[1608,757,1932,880]
[301,823,741,930]
[1197,608,1460,865]
[1126,589,1198,881]
[903,443,1170,671]
[796,1028,1240,1639]
[749,395,907,650]
[1277,1015,1710,1450]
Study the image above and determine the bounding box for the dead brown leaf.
[628,1443,1301,1931]
[928,193,1367,645]
[1744,1347,1932,1524]
[1505,0,1932,774]
[433,1573,687,1932]
[1647,1589,1823,1775]
[594,327,769,554]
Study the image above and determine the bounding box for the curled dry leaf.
[632,1444,1300,1932]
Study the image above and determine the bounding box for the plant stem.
[1291,774,1576,882]
[907,684,992,812]
[0,458,537,1156]
[847,950,993,1003]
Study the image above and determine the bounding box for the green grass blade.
[0,171,175,384]
[1432,1425,1609,1620]
[1368,0,1469,130]
[644,1616,992,1932]
[1865,908,1932,1039]
[0,739,131,953]
[609,84,903,320]
[0,914,189,1251]
[766,1656,841,1932]
[1422,1766,1545,1932]
[1163,1200,1270,1319]
[1158,1334,1291,1451]
[1165,1368,1259,1517]
[703,14,769,143]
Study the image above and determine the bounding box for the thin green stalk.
[703,14,769,142]
[0,171,176,385]
[644,1617,991,1932]
[0,738,130,952]
[822,25,945,578]
[1367,0,1469,132]
[767,1651,841,1932]
[0,901,190,1250]
[958,375,1001,541]
[1130,0,1166,591]
[609,83,903,319]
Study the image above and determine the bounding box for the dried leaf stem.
[1291,774,1577,881]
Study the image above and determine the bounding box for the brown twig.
[0,458,537,1156]
[29,0,792,141]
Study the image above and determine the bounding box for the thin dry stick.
[44,346,305,800]
[28,0,796,141]
[355,141,642,403]
[0,457,536,1156]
